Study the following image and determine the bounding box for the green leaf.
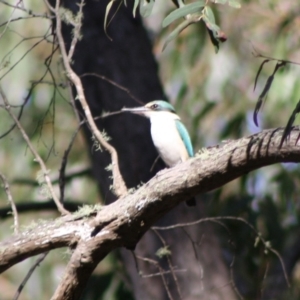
[203,6,215,24]
[213,0,241,8]
[279,99,300,148]
[253,61,286,126]
[202,6,225,53]
[203,6,220,33]
[140,0,155,18]
[104,0,114,36]
[162,1,205,28]
[203,16,220,32]
[253,59,270,92]
[162,19,192,50]
[133,0,140,17]
[205,26,220,53]
[228,0,241,8]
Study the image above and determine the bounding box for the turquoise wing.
[175,119,194,157]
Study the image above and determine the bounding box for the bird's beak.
[121,106,150,115]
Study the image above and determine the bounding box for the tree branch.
[1,127,300,299]
[0,200,83,219]
[0,173,19,233]
[50,0,127,197]
[0,86,69,215]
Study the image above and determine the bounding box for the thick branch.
[1,127,300,299]
[0,215,89,273]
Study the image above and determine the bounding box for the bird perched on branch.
[122,100,196,206]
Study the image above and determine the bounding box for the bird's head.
[122,100,176,119]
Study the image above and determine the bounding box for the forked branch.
[0,86,69,215]
[1,126,300,300]
[49,0,127,197]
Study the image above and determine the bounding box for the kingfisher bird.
[122,100,196,206]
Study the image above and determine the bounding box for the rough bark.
[51,0,239,299]
[1,127,300,299]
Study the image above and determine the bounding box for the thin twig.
[153,229,183,300]
[67,80,81,122]
[135,255,174,300]
[13,252,49,300]
[150,155,160,172]
[59,125,81,202]
[140,269,186,278]
[0,104,24,139]
[153,216,238,231]
[80,73,143,105]
[260,261,269,300]
[0,0,51,17]
[0,0,19,40]
[0,43,58,140]
[181,228,204,292]
[0,15,53,28]
[0,172,19,233]
[13,168,91,186]
[0,85,69,215]
[229,255,244,300]
[269,248,290,288]
[253,50,300,66]
[154,216,291,288]
[0,33,53,81]
[0,200,82,219]
[52,0,127,197]
[67,0,85,61]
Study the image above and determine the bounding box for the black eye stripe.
[151,104,158,109]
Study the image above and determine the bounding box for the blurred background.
[1,0,300,299]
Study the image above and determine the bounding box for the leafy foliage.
[253,55,300,148]
[162,1,206,28]
[132,0,240,51]
[253,60,286,126]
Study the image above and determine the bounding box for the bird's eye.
[151,104,158,110]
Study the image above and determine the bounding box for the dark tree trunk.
[57,0,236,299]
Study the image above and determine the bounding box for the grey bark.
[2,127,300,299]
[56,0,236,299]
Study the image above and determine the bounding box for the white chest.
[149,113,189,167]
